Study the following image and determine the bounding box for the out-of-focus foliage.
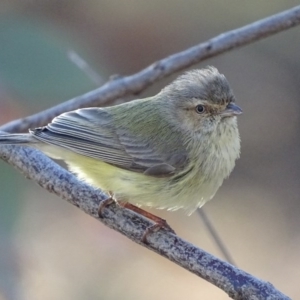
[0,1,299,299]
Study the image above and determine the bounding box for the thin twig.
[67,50,104,85]
[1,5,300,133]
[0,144,290,300]
[197,208,237,266]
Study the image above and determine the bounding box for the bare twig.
[67,50,104,85]
[197,208,237,266]
[1,5,300,133]
[0,145,290,300]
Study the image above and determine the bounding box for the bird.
[0,66,242,217]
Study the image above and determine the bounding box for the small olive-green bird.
[0,66,242,215]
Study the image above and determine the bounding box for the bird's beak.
[220,103,243,117]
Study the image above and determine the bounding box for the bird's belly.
[65,153,220,215]
[49,133,238,215]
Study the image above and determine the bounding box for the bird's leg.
[120,203,176,243]
[98,194,176,242]
[121,203,173,230]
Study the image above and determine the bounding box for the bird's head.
[160,66,242,134]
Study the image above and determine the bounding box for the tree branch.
[0,145,290,300]
[1,5,300,133]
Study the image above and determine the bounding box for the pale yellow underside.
[40,145,220,215]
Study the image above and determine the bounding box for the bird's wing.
[31,108,188,177]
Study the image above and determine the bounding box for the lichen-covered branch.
[0,145,290,300]
[1,5,300,133]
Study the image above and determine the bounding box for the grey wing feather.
[31,108,188,177]
[32,108,133,168]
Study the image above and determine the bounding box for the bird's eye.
[195,105,205,114]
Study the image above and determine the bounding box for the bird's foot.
[98,191,116,218]
[98,196,175,243]
[121,203,176,243]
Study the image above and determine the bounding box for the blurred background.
[0,1,300,299]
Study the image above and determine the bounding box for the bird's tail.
[0,133,38,145]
